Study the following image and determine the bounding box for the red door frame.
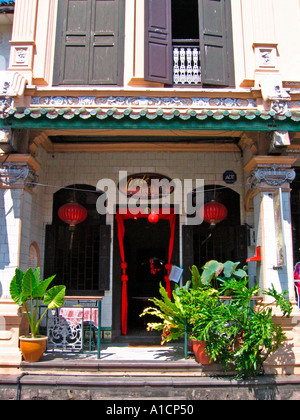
[115,208,176,335]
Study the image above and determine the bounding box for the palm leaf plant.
[10,267,66,338]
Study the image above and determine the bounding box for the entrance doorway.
[112,209,179,340]
[124,218,170,334]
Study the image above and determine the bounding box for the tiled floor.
[43,342,188,362]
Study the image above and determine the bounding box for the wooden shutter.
[144,0,173,84]
[235,225,248,265]
[53,0,124,86]
[54,0,91,85]
[44,225,57,280]
[98,224,111,291]
[90,0,124,85]
[198,0,235,87]
[182,225,194,284]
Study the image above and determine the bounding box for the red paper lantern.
[148,212,159,224]
[202,200,227,226]
[58,201,88,228]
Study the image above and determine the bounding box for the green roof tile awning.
[1,106,300,132]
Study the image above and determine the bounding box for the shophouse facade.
[0,0,300,372]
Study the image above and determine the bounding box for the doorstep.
[1,373,300,400]
[18,343,236,377]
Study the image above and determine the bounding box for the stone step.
[1,373,300,400]
[20,359,227,377]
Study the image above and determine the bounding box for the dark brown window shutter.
[182,225,194,284]
[44,225,57,279]
[235,225,248,266]
[54,0,91,85]
[198,0,235,87]
[144,0,173,84]
[89,0,124,85]
[98,224,111,291]
[53,0,124,86]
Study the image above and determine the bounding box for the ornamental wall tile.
[30,96,257,110]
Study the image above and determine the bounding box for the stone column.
[0,154,39,368]
[244,156,297,301]
[8,0,38,84]
[244,156,300,375]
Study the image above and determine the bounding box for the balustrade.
[173,41,201,86]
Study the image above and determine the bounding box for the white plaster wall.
[0,24,12,71]
[253,190,295,301]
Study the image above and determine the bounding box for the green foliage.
[140,283,187,344]
[198,260,224,287]
[10,267,66,338]
[140,260,293,379]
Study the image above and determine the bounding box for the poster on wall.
[273,189,285,267]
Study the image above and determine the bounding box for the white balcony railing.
[173,43,201,86]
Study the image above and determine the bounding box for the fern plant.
[185,263,293,378]
[141,260,293,379]
[140,283,187,344]
[140,260,223,344]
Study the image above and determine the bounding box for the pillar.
[245,156,296,299]
[245,155,300,374]
[0,153,39,368]
[8,0,38,84]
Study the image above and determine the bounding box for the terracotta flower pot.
[192,339,213,365]
[188,337,193,352]
[19,336,48,362]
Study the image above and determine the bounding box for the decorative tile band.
[31,96,258,109]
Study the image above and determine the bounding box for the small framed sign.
[169,265,184,283]
[223,170,237,184]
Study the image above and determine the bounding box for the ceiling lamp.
[202,200,228,227]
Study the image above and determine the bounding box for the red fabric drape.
[116,208,176,335]
[115,213,128,335]
[165,213,176,298]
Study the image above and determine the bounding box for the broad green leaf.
[32,267,41,285]
[44,285,66,309]
[21,268,39,300]
[9,269,25,305]
[234,268,247,279]
[201,260,223,285]
[32,275,56,299]
[223,261,240,278]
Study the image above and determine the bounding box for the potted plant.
[181,261,293,377]
[140,260,222,345]
[10,267,66,362]
[142,259,293,378]
[140,283,188,345]
[216,276,292,378]
[180,286,223,365]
